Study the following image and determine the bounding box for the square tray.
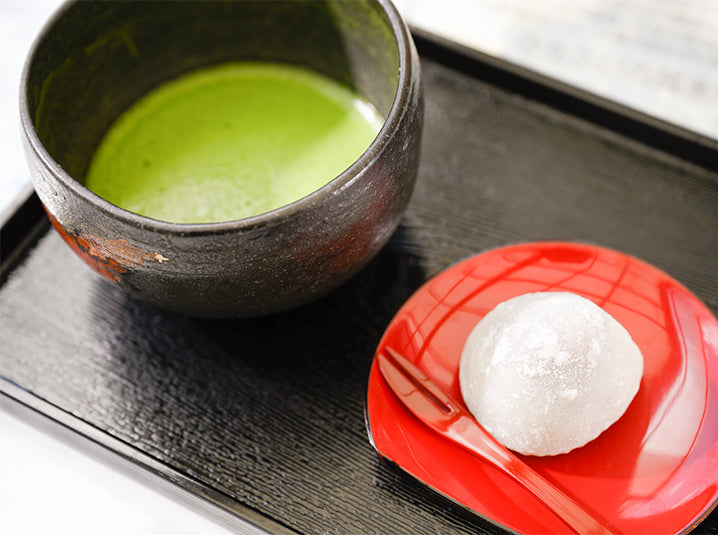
[2,32,717,534]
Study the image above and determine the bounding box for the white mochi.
[459,292,643,456]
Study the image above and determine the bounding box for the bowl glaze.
[21,0,423,318]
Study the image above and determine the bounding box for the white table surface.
[2,1,717,532]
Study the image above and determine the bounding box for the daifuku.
[459,291,643,456]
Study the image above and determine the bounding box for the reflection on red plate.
[366,242,718,534]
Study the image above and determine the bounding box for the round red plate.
[366,242,718,534]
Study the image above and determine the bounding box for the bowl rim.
[20,0,416,236]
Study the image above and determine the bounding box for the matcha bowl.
[21,0,423,318]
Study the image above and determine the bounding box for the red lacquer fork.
[377,346,618,535]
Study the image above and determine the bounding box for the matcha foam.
[85,62,384,223]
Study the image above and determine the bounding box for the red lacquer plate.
[366,242,718,534]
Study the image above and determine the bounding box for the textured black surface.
[2,37,718,534]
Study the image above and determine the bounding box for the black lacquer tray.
[2,32,717,534]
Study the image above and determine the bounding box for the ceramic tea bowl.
[20,0,423,318]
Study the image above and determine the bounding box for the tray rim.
[411,27,718,175]
[0,379,297,535]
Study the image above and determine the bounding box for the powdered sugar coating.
[459,292,643,456]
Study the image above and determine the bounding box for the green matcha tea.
[85,62,384,223]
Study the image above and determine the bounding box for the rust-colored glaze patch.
[46,210,168,283]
